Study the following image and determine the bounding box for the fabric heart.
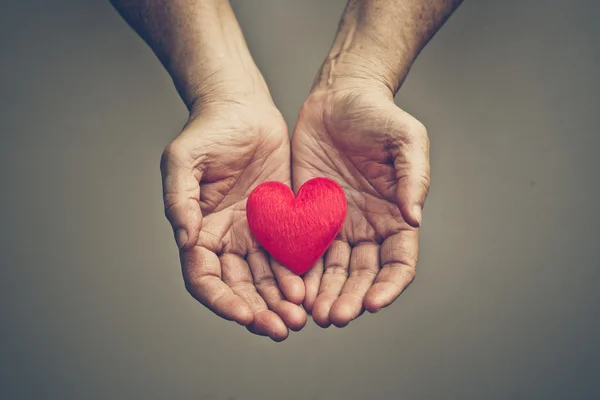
[246,177,347,275]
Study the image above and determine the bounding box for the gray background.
[1,0,599,399]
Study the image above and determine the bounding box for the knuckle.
[183,268,215,293]
[160,140,188,173]
[399,116,429,144]
[401,244,419,268]
[386,262,417,284]
[418,172,432,192]
[349,268,378,279]
[323,264,349,279]
[162,193,180,218]
[405,266,417,284]
[254,275,277,290]
[394,116,429,147]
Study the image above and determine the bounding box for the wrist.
[311,51,400,98]
[311,0,420,96]
[186,80,281,125]
[159,0,272,110]
[180,64,273,113]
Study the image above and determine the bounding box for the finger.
[247,250,307,333]
[330,243,380,327]
[181,247,253,326]
[392,115,431,228]
[302,258,324,314]
[161,141,203,250]
[270,257,305,305]
[364,230,418,313]
[311,240,351,328]
[220,253,288,341]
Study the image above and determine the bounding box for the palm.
[194,119,289,256]
[292,88,429,327]
[292,106,409,246]
[162,104,305,341]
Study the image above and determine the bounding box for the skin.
[165,102,306,341]
[111,0,306,341]
[111,0,463,337]
[295,0,464,327]
[293,86,428,327]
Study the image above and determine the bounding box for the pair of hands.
[161,81,430,341]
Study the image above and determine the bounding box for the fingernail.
[412,205,422,227]
[175,229,188,249]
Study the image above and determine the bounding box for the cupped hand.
[161,101,306,341]
[292,84,431,327]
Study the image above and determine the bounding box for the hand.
[292,83,430,327]
[161,101,306,341]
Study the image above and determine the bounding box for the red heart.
[246,177,347,275]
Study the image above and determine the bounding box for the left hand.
[291,83,431,327]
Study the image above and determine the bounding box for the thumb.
[160,142,203,251]
[392,116,431,229]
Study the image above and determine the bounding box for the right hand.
[161,100,306,341]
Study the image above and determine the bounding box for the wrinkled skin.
[161,102,306,341]
[292,85,431,328]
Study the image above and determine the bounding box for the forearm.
[110,0,270,110]
[314,0,463,94]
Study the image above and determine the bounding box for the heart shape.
[246,177,347,275]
